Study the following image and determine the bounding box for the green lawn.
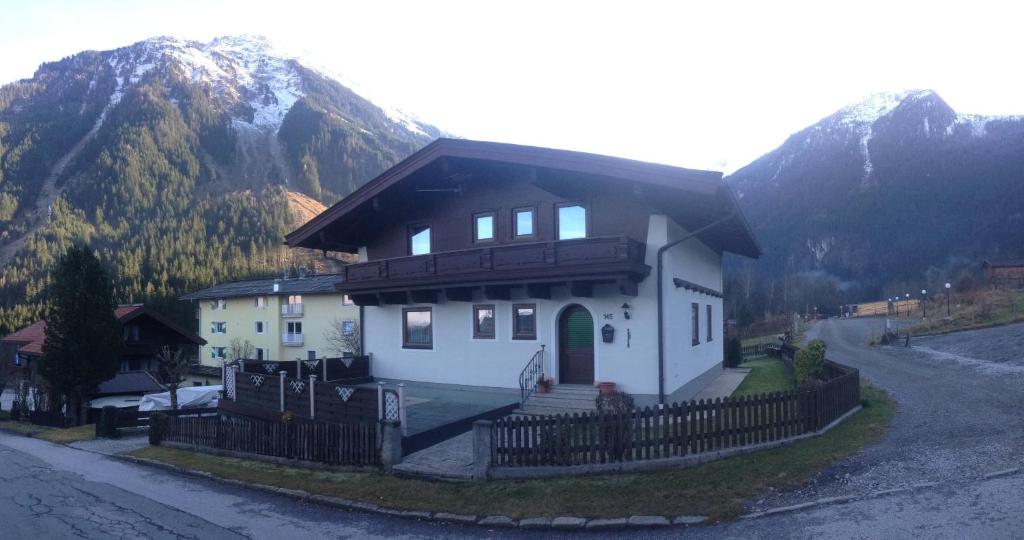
[732,358,794,397]
[130,382,893,521]
[0,421,96,443]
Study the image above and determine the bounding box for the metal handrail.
[518,345,546,404]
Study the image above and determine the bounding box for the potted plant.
[598,381,616,395]
[537,376,553,393]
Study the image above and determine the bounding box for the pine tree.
[39,244,123,425]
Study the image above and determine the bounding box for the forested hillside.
[0,36,441,331]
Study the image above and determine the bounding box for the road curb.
[112,453,710,531]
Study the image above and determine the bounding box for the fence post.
[239,359,245,373]
[380,420,403,472]
[377,381,385,421]
[309,375,317,419]
[279,371,286,412]
[322,357,328,381]
[398,383,407,436]
[472,420,493,481]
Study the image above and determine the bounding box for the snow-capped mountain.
[0,35,446,329]
[726,89,1024,297]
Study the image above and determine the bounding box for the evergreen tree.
[39,244,123,424]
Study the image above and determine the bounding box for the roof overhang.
[286,139,761,258]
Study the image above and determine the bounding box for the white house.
[286,139,759,406]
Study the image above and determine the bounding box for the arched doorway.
[558,304,595,384]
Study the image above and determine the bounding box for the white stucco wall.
[649,215,725,398]
[363,214,725,399]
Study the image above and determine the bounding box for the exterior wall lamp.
[621,302,631,320]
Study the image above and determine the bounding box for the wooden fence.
[164,415,379,466]
[114,407,218,428]
[237,356,370,383]
[225,370,402,428]
[491,361,860,467]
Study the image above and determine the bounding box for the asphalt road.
[0,318,1021,539]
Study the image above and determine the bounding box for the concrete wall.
[195,293,359,368]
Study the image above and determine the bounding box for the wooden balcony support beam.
[409,289,441,304]
[444,287,475,302]
[484,285,512,301]
[525,283,552,300]
[379,291,410,305]
[350,293,380,306]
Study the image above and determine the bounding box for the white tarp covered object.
[138,385,222,412]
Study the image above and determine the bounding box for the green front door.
[559,305,594,384]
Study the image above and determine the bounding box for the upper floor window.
[474,212,495,242]
[691,303,700,346]
[513,207,536,238]
[255,321,265,335]
[409,224,431,255]
[403,307,433,349]
[254,296,266,309]
[123,325,140,342]
[211,299,227,310]
[211,321,227,334]
[557,204,587,240]
[288,295,302,305]
[513,304,537,340]
[211,347,226,359]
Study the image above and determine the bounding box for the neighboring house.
[179,273,360,371]
[286,139,760,405]
[982,260,1024,289]
[0,304,205,403]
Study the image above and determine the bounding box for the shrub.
[596,391,635,415]
[149,412,167,446]
[10,401,20,421]
[724,338,743,368]
[795,339,827,386]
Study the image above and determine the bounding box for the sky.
[2,0,1023,173]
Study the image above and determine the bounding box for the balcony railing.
[282,333,304,346]
[280,303,304,317]
[341,235,648,291]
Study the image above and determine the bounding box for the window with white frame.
[255,321,265,334]
[211,347,226,359]
[691,303,700,346]
[211,299,227,310]
[254,296,267,309]
[210,321,227,334]
[341,320,356,336]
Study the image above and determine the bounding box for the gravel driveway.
[753,318,1024,510]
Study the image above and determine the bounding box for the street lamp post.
[945,282,952,317]
[921,289,928,318]
[905,293,911,317]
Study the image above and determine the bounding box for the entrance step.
[515,384,599,416]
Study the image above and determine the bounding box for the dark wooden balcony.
[341,236,650,304]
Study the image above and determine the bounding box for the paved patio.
[363,379,521,437]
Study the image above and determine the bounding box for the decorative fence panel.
[228,371,384,424]
[491,361,860,467]
[325,355,371,382]
[164,415,379,466]
[238,356,371,383]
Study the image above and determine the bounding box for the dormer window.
[474,212,495,242]
[513,207,536,239]
[557,204,587,240]
[409,224,431,255]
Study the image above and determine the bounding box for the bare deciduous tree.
[227,338,255,363]
[324,318,360,356]
[158,346,191,411]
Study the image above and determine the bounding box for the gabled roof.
[0,304,205,357]
[1,320,48,355]
[179,274,346,301]
[95,370,165,396]
[285,138,761,258]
